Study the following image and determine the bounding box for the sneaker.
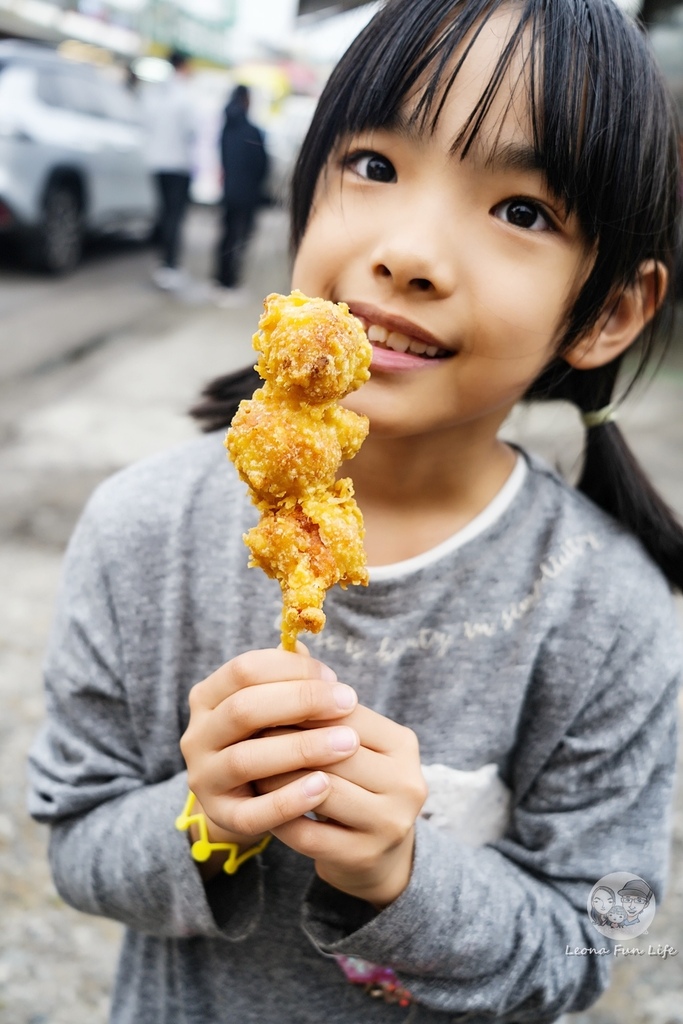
[213,284,251,309]
[152,266,185,291]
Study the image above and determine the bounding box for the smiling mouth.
[354,316,453,359]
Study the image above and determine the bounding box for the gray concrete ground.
[0,206,682,1023]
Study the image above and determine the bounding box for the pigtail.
[527,358,683,592]
[189,365,260,433]
[580,422,683,585]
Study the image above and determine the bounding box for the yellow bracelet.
[175,791,271,875]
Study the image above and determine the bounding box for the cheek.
[291,214,327,292]
[291,241,319,294]
[468,244,579,343]
[291,196,353,294]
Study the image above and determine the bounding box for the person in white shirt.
[142,50,195,290]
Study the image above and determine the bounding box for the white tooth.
[367,324,389,343]
[408,339,428,355]
[356,316,369,331]
[425,345,439,357]
[386,331,410,353]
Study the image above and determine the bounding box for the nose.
[370,210,457,298]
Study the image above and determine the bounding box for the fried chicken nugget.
[228,399,367,503]
[225,290,372,650]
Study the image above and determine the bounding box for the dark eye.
[493,198,552,232]
[347,152,396,183]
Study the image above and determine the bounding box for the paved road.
[0,234,164,382]
[0,202,234,384]
[0,239,157,380]
[0,208,681,1022]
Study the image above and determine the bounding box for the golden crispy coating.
[228,398,367,503]
[225,290,372,650]
[254,291,371,403]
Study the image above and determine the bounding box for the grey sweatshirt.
[28,432,681,1024]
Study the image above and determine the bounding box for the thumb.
[278,639,310,657]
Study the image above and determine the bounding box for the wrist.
[187,813,266,850]
[176,792,269,882]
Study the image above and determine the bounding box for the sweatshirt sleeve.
[27,493,265,941]
[302,598,681,1021]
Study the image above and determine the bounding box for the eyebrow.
[464,135,570,212]
[387,110,546,173]
[460,136,546,174]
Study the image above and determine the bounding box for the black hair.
[190,366,261,434]
[169,49,190,71]
[192,0,683,589]
[229,83,250,106]
[223,83,250,123]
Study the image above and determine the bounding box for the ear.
[563,260,668,370]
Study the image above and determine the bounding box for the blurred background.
[0,1,682,1022]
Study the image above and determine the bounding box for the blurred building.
[0,0,141,55]
[0,1,300,62]
[2,0,683,57]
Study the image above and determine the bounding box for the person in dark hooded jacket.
[214,84,269,305]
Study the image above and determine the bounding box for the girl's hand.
[255,705,428,908]
[179,649,360,843]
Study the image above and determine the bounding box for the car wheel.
[24,183,83,274]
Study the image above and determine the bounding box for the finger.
[273,774,415,845]
[189,648,337,711]
[259,771,376,833]
[212,725,360,791]
[255,745,391,796]
[254,769,308,795]
[270,814,340,850]
[256,752,427,835]
[308,704,421,758]
[307,775,384,832]
[216,771,332,836]
[200,679,358,749]
[321,745,401,793]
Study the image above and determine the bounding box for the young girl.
[29,1,682,1021]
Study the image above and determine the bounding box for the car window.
[97,78,140,124]
[36,68,106,117]
[35,69,59,107]
[60,71,108,117]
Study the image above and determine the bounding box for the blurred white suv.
[0,41,156,273]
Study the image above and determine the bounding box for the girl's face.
[292,9,591,443]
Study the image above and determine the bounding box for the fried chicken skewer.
[225,290,373,651]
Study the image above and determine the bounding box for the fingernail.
[318,662,337,682]
[302,771,328,797]
[329,726,358,752]
[333,683,356,710]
